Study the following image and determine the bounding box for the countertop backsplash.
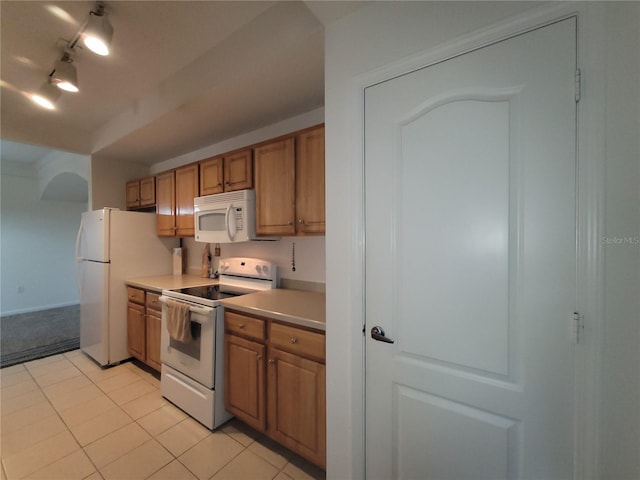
[182,236,326,289]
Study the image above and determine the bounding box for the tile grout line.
[27,354,104,479]
[1,355,88,479]
[2,353,323,480]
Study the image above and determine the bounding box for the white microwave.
[194,189,275,243]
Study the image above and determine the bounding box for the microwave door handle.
[226,203,237,240]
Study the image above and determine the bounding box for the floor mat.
[0,304,80,368]
[0,338,79,368]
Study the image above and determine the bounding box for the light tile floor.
[0,350,325,480]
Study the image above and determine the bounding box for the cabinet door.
[139,176,156,206]
[224,148,253,191]
[254,138,296,236]
[146,309,162,372]
[267,347,326,468]
[225,334,266,431]
[200,156,224,196]
[295,125,325,235]
[126,181,140,209]
[127,302,146,362]
[156,171,176,236]
[175,164,199,236]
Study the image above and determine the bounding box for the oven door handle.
[159,296,215,316]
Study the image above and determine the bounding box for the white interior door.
[365,18,577,479]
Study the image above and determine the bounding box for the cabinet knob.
[290,337,298,344]
[287,221,293,226]
[238,323,245,329]
[256,354,262,360]
[217,182,222,186]
[298,219,304,224]
[268,359,275,364]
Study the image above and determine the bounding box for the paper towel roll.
[173,248,185,275]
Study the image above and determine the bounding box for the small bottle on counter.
[201,244,211,278]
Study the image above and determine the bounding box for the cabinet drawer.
[225,311,265,341]
[269,322,325,361]
[146,292,161,311]
[127,287,145,305]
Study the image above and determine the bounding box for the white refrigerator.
[76,208,179,366]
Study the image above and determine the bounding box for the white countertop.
[125,275,325,331]
[220,289,326,331]
[125,274,218,293]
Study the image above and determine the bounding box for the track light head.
[52,53,79,92]
[31,80,61,110]
[83,7,113,56]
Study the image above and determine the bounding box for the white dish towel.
[165,299,192,343]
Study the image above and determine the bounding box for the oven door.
[160,297,218,388]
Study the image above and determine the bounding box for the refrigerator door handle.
[75,218,84,262]
[75,218,84,294]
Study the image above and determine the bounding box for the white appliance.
[75,208,178,366]
[194,189,277,243]
[159,257,277,429]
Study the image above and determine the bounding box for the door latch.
[371,326,394,344]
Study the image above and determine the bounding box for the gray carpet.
[0,304,80,368]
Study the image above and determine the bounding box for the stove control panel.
[218,257,277,283]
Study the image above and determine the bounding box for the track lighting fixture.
[31,2,113,109]
[82,3,113,56]
[31,79,61,110]
[51,53,79,92]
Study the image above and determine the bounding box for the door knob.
[371,326,394,344]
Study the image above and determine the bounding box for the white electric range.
[159,257,277,429]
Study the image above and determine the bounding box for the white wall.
[150,107,324,174]
[324,1,639,479]
[600,4,640,479]
[182,236,325,286]
[0,161,88,315]
[90,107,323,210]
[90,157,149,210]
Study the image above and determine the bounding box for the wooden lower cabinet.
[126,286,163,372]
[224,310,326,469]
[224,334,266,431]
[267,347,326,468]
[127,302,146,361]
[145,308,162,371]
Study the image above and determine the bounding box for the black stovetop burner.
[176,284,255,301]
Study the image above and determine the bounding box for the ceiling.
[0,1,363,166]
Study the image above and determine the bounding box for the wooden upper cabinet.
[200,155,224,195]
[254,137,296,236]
[126,180,140,209]
[156,171,176,236]
[200,148,252,196]
[224,148,253,191]
[126,176,156,210]
[295,125,325,235]
[254,125,325,237]
[139,177,156,206]
[175,163,199,236]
